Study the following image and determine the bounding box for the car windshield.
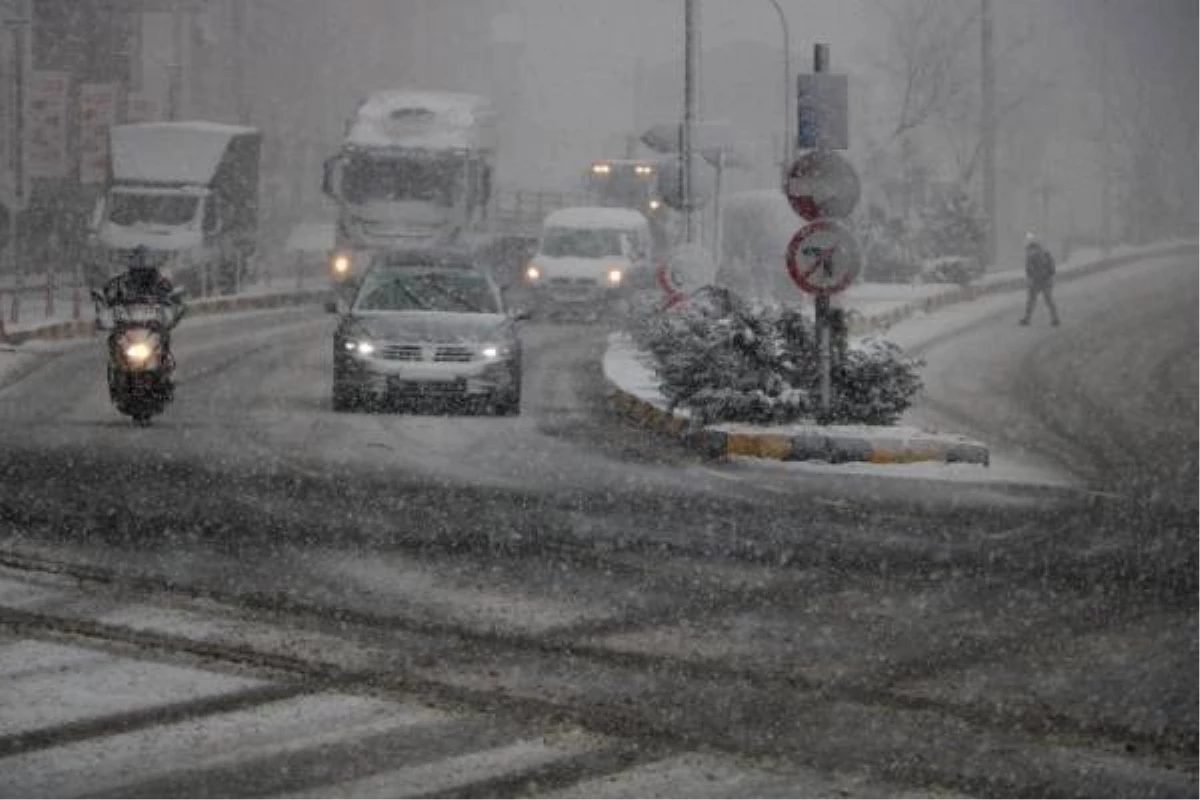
[107,192,199,227]
[352,268,499,314]
[541,227,627,258]
[7,5,1197,799]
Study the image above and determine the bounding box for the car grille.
[434,346,473,362]
[549,276,598,287]
[376,344,475,362]
[379,344,423,361]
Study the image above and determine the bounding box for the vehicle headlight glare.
[649,199,662,210]
[481,345,501,359]
[355,341,375,355]
[332,254,351,274]
[607,269,623,286]
[124,342,152,362]
[526,265,541,281]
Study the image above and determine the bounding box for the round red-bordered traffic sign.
[786,150,861,221]
[785,219,862,296]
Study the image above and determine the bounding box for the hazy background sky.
[127,0,1196,262]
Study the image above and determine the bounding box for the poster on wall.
[79,83,119,184]
[25,70,71,179]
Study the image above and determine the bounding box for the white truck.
[88,121,262,296]
[321,91,496,284]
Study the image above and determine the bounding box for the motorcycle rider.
[98,245,183,390]
[102,245,176,307]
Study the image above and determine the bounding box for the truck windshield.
[353,269,498,314]
[108,193,200,227]
[342,154,464,206]
[541,228,626,259]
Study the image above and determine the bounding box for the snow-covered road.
[0,254,1195,797]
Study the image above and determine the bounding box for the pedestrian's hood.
[352,311,509,344]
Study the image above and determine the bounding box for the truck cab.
[87,122,261,297]
[322,91,496,286]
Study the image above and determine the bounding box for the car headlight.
[344,340,374,355]
[607,268,624,286]
[525,264,541,282]
[331,253,352,276]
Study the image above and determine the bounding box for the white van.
[523,207,653,315]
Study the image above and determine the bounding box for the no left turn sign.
[785,219,862,296]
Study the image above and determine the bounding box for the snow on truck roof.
[543,207,649,230]
[346,91,495,150]
[111,121,259,185]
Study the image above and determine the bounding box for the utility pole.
[231,0,249,124]
[1099,0,1111,255]
[169,0,184,120]
[981,0,996,268]
[682,0,697,244]
[4,0,29,322]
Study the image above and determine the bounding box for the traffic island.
[604,333,990,467]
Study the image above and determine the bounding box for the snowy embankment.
[605,239,1196,468]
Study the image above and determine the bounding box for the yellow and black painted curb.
[1,288,327,346]
[607,382,990,466]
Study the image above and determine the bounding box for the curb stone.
[606,382,990,467]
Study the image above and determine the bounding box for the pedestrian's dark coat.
[1025,243,1056,287]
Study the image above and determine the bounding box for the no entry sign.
[786,150,860,220]
[785,219,862,296]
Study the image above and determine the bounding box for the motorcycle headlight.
[125,342,153,363]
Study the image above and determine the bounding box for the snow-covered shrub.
[629,286,923,426]
[833,339,925,425]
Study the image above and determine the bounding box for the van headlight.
[331,253,352,276]
[525,264,541,282]
[344,339,374,355]
[479,343,510,360]
[607,268,624,286]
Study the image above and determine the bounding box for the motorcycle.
[91,289,187,425]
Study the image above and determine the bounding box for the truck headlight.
[525,264,541,282]
[345,340,374,355]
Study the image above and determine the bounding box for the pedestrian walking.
[1020,232,1060,326]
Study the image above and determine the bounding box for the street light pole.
[765,0,791,186]
[2,0,29,321]
[682,0,697,244]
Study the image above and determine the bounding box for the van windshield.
[108,192,200,227]
[541,227,626,259]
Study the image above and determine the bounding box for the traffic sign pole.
[814,44,832,421]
